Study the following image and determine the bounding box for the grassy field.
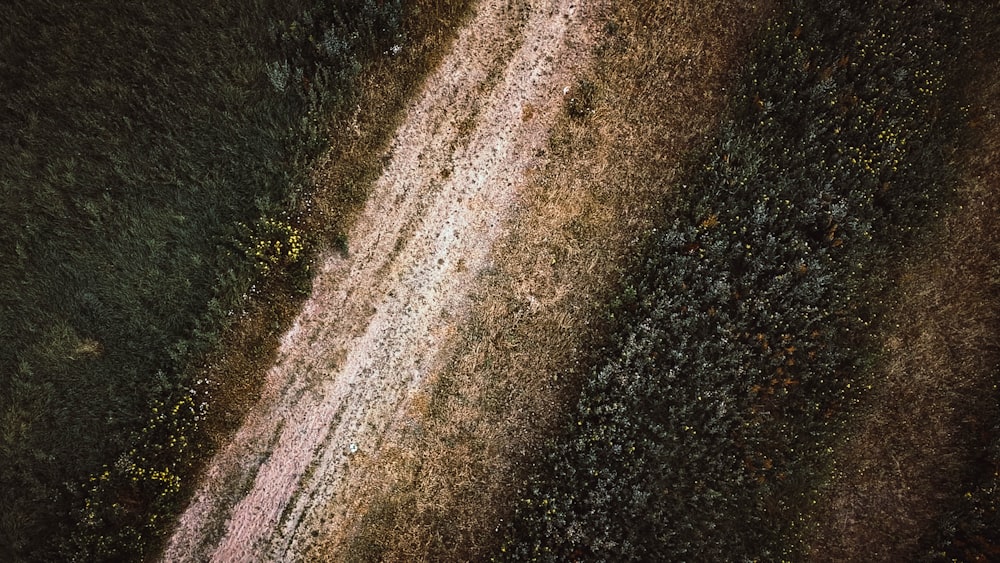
[0,1,470,560]
[3,0,996,560]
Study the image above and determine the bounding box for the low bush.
[500,1,968,559]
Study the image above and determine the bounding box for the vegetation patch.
[501,1,974,559]
[806,8,1000,558]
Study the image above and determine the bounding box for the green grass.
[0,0,404,560]
[500,0,977,559]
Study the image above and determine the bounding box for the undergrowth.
[500,1,972,559]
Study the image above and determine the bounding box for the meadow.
[3,0,997,560]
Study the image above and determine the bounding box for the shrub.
[500,1,967,559]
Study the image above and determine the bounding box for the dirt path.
[163,1,594,560]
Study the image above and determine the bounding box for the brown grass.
[805,19,1000,560]
[306,1,776,560]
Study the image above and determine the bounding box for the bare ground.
[162,1,595,560]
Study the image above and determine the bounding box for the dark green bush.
[566,79,597,119]
[500,1,967,560]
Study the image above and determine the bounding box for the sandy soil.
[162,1,594,560]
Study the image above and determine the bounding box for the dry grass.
[306,1,776,560]
[805,19,1000,560]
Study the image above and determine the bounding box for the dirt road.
[163,1,594,560]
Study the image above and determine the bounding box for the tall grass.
[0,0,406,560]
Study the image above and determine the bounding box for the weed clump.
[565,79,597,119]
